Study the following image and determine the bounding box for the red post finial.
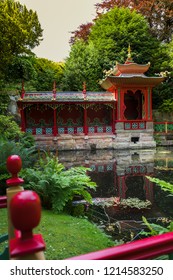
[53,80,56,99]
[9,190,45,258]
[21,80,25,99]
[10,191,41,239]
[6,155,24,187]
[83,81,86,94]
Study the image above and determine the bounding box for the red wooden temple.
[17,48,165,150]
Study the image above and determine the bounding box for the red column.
[20,108,25,132]
[53,108,57,136]
[84,105,88,135]
[112,103,115,134]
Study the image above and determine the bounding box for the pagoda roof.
[115,62,150,75]
[101,75,165,90]
[100,46,166,90]
[18,91,115,102]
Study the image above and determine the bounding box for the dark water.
[58,147,173,242]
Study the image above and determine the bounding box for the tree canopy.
[70,0,173,44]
[64,6,169,92]
[89,7,165,73]
[62,40,102,91]
[0,0,43,80]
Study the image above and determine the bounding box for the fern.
[141,216,170,237]
[146,176,173,195]
[20,156,97,212]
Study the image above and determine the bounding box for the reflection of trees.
[153,169,173,216]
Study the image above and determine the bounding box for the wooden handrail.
[68,232,173,260]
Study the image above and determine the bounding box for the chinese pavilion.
[17,49,165,150]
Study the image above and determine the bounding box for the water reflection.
[58,148,173,241]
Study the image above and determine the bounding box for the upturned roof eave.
[104,76,166,87]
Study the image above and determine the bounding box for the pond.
[58,147,173,242]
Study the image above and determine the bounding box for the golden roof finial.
[83,81,86,94]
[128,43,131,59]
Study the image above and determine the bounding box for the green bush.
[0,138,36,194]
[20,156,97,212]
[146,176,173,195]
[0,115,22,140]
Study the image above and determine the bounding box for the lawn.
[0,208,115,260]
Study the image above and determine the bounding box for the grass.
[0,208,115,260]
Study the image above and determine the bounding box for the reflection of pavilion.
[59,149,155,203]
[115,150,154,203]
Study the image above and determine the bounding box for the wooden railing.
[154,122,173,134]
[26,125,113,135]
[67,232,173,260]
[124,120,146,130]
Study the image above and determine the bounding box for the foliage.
[0,115,22,140]
[117,198,151,209]
[153,76,173,110]
[146,176,173,195]
[0,0,43,79]
[33,58,64,91]
[20,156,97,213]
[89,7,165,74]
[62,40,102,91]
[0,137,36,194]
[92,197,151,209]
[71,1,173,44]
[141,216,173,237]
[5,56,37,82]
[69,22,93,45]
[0,91,10,115]
[96,0,173,43]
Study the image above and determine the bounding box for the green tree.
[0,0,43,79]
[152,38,173,110]
[62,40,103,91]
[5,56,37,82]
[33,58,64,91]
[0,114,22,140]
[89,7,167,74]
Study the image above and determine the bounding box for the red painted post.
[53,108,57,136]
[84,106,88,135]
[112,104,115,134]
[83,82,88,135]
[21,80,25,99]
[20,108,26,132]
[6,155,24,240]
[53,80,56,99]
[9,190,46,260]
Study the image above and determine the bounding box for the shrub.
[0,138,36,194]
[0,115,22,141]
[20,156,97,212]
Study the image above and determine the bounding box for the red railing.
[154,122,173,134]
[68,232,173,260]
